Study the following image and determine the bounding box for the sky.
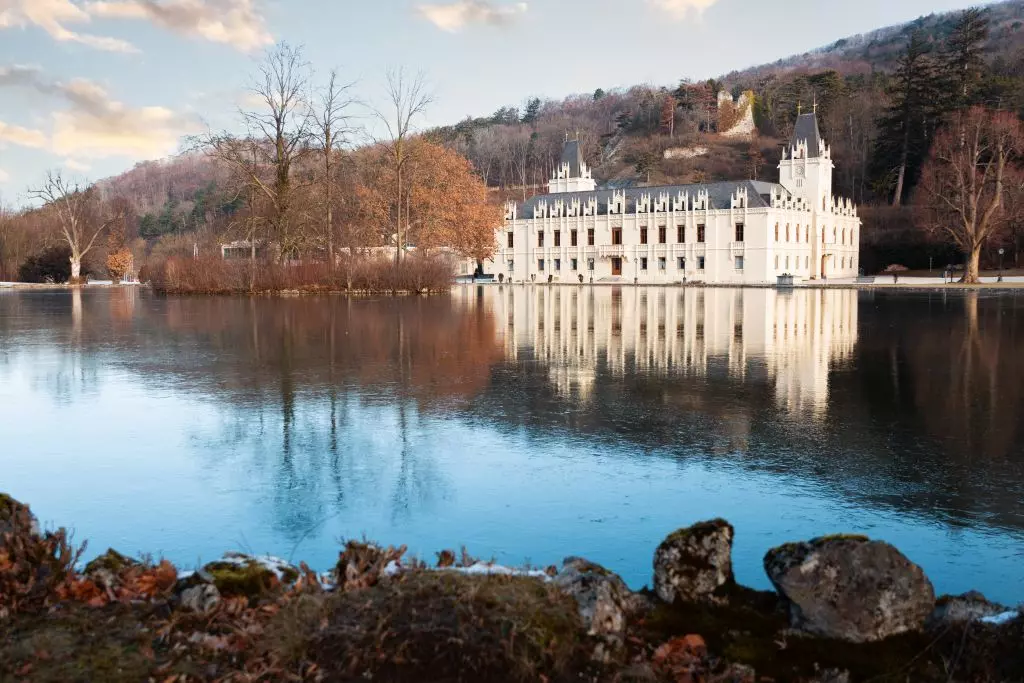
[0,0,997,204]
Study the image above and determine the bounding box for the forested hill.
[725,0,1024,80]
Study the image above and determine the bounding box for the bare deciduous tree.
[200,42,312,261]
[29,171,121,281]
[312,69,357,262]
[916,107,1023,283]
[371,67,432,263]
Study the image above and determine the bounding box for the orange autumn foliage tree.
[106,248,134,281]
[356,138,503,261]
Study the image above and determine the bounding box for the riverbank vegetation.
[2,493,1022,682]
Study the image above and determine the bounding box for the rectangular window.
[658,257,666,271]
[538,259,545,271]
[677,225,685,243]
[658,226,667,244]
[697,256,706,270]
[640,227,648,244]
[508,260,514,271]
[612,228,622,245]
[640,257,648,271]
[805,226,809,243]
[735,223,744,242]
[587,258,595,271]
[554,231,561,247]
[805,256,809,269]
[507,232,514,248]
[735,255,745,270]
[587,229,595,246]
[697,224,706,243]
[554,258,561,271]
[677,256,685,270]
[537,231,544,248]
[775,255,779,270]
[570,230,578,247]
[571,258,578,271]
[785,255,790,270]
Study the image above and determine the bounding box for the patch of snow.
[177,570,196,581]
[383,560,402,576]
[445,562,550,579]
[981,610,1020,625]
[217,552,297,582]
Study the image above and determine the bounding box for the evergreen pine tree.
[944,7,990,110]
[871,32,945,206]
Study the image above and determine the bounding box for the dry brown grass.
[148,254,455,295]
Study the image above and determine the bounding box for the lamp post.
[998,248,1005,282]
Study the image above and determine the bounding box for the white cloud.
[0,0,137,52]
[87,0,272,52]
[63,158,92,171]
[0,0,272,53]
[649,0,720,19]
[0,120,49,148]
[417,0,527,32]
[0,168,10,183]
[0,68,202,160]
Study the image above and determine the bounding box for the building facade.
[487,112,860,284]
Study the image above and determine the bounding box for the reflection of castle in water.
[462,286,858,416]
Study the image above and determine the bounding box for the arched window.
[805,226,809,243]
[833,227,837,242]
[822,229,825,245]
[786,224,790,242]
[775,255,779,270]
[842,228,846,245]
[775,224,779,242]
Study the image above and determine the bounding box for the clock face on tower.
[795,165,806,179]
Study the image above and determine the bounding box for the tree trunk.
[963,246,981,284]
[70,256,82,282]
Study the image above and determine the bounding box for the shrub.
[148,254,455,295]
[17,245,73,283]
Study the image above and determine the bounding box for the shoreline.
[2,494,1021,682]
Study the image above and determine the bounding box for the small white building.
[485,112,860,284]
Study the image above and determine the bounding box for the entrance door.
[611,257,622,276]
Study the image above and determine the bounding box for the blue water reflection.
[0,286,1021,604]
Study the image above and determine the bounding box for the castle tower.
[778,111,836,279]
[778,112,833,213]
[548,137,596,194]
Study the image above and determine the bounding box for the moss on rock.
[84,549,139,576]
[203,560,281,598]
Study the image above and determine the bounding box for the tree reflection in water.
[0,287,1022,581]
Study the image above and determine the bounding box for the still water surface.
[0,286,1022,603]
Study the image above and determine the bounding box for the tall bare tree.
[916,107,1023,283]
[29,171,121,282]
[312,69,356,262]
[371,67,432,263]
[201,42,312,261]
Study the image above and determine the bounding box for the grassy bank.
[148,255,455,295]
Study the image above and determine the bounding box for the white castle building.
[486,112,860,285]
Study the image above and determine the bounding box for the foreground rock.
[553,557,633,661]
[764,535,935,642]
[928,590,1017,627]
[653,519,734,604]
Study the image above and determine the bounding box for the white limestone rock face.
[764,536,935,643]
[653,519,735,604]
[552,557,632,662]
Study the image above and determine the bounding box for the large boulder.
[653,519,734,604]
[764,535,935,642]
[552,557,633,661]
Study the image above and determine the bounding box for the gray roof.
[519,180,789,216]
[792,113,823,157]
[560,139,585,178]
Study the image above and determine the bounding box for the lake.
[1,286,1022,604]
